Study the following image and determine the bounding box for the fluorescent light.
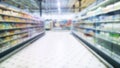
[57,0,61,14]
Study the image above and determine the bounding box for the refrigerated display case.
[72,0,120,68]
[0,4,45,61]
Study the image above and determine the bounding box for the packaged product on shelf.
[9,17,14,22]
[0,37,3,42]
[7,23,13,29]
[3,42,11,49]
[99,32,104,36]
[99,16,104,22]
[83,29,94,37]
[0,31,6,37]
[1,37,6,43]
[14,17,20,22]
[14,30,20,33]
[109,33,120,43]
[11,11,19,16]
[0,15,3,21]
[3,16,9,21]
[5,23,9,29]
[0,44,3,50]
[103,4,114,13]
[114,14,120,21]
[10,40,18,46]
[13,35,18,39]
[0,23,5,29]
[109,33,119,38]
[0,9,3,14]
[108,15,114,21]
[15,24,25,28]
[7,11,11,15]
[103,33,108,38]
[114,1,120,11]
[4,31,10,36]
[4,23,8,29]
[112,23,120,31]
[96,7,103,15]
[6,23,12,29]
[23,19,27,22]
[9,30,15,35]
[0,31,4,37]
[5,36,11,42]
[101,23,112,30]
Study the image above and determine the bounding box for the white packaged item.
[114,1,120,11]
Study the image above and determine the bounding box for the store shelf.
[95,36,120,61]
[0,20,38,24]
[0,31,45,59]
[81,20,120,24]
[0,36,22,45]
[79,26,95,30]
[81,0,120,20]
[0,2,45,65]
[95,35,119,46]
[73,0,120,68]
[0,13,32,20]
[94,20,120,23]
[78,26,120,34]
[72,31,120,68]
[0,32,44,53]
[0,31,28,38]
[0,30,44,55]
[96,29,120,34]
[0,3,27,14]
[0,3,35,20]
[0,26,41,31]
[90,0,109,11]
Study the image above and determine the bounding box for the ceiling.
[1,0,96,14]
[43,0,71,13]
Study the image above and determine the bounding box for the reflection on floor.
[0,31,107,68]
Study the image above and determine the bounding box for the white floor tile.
[0,31,107,68]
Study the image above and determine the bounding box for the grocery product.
[0,4,44,54]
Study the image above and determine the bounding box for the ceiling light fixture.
[57,0,61,14]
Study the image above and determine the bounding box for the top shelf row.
[0,3,36,21]
[81,0,120,20]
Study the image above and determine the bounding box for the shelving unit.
[81,0,120,19]
[0,4,45,61]
[72,0,120,68]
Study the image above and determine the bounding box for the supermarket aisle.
[0,31,107,68]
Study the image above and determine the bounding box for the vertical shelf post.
[39,0,42,17]
[78,0,81,12]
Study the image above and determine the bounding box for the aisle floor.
[0,31,107,68]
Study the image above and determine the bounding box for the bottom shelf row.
[0,31,44,53]
[72,31,120,63]
[0,33,28,53]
